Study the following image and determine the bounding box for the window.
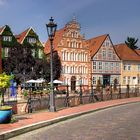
[123,76,126,85]
[67,41,70,47]
[98,62,102,70]
[32,49,35,57]
[116,62,119,71]
[3,36,12,42]
[123,64,131,71]
[128,64,131,71]
[138,64,140,71]
[93,61,96,70]
[106,41,110,46]
[102,50,106,59]
[108,50,112,58]
[4,47,9,57]
[105,62,108,71]
[123,64,127,70]
[93,77,96,85]
[110,63,113,71]
[62,66,64,73]
[127,76,131,84]
[79,43,81,48]
[38,49,43,59]
[27,37,36,43]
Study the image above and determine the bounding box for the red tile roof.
[114,43,140,61]
[86,34,108,57]
[16,28,30,44]
[135,50,140,56]
[44,28,65,54]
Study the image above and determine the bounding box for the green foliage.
[125,37,139,50]
[22,28,43,48]
[2,47,61,84]
[23,90,28,97]
[0,73,13,88]
[1,25,18,47]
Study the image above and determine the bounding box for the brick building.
[45,18,90,91]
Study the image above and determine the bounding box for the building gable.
[0,25,18,47]
[16,27,43,48]
[93,36,120,61]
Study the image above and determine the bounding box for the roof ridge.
[87,34,108,41]
[0,25,6,35]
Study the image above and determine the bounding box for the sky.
[0,0,140,46]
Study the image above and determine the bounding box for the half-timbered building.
[86,34,121,87]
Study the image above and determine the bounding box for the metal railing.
[1,84,140,114]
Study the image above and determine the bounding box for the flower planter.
[0,106,12,124]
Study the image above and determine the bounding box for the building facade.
[16,27,44,59]
[45,18,90,90]
[86,34,121,87]
[115,43,140,86]
[0,25,18,59]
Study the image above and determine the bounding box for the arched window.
[68,52,70,61]
[67,41,70,47]
[70,42,72,48]
[79,43,81,48]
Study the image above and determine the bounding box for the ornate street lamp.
[46,17,57,112]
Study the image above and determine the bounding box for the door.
[132,77,137,85]
[103,75,110,87]
[71,76,76,91]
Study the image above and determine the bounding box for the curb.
[0,100,140,140]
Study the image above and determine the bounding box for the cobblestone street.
[9,102,140,140]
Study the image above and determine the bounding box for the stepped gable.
[44,28,65,54]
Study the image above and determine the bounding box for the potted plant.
[0,73,13,123]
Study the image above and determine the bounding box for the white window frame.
[3,36,12,42]
[93,61,96,70]
[4,47,9,57]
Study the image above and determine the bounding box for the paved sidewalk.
[0,97,140,140]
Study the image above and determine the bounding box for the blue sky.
[0,0,140,46]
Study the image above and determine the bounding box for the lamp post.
[79,77,83,104]
[46,17,57,112]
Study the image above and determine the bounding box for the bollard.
[89,84,94,103]
[79,84,83,104]
[118,84,121,99]
[110,85,113,100]
[65,84,70,107]
[28,89,32,113]
[126,84,130,98]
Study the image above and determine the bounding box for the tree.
[53,51,62,80]
[3,46,62,84]
[2,44,35,84]
[44,51,62,82]
[125,37,139,50]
